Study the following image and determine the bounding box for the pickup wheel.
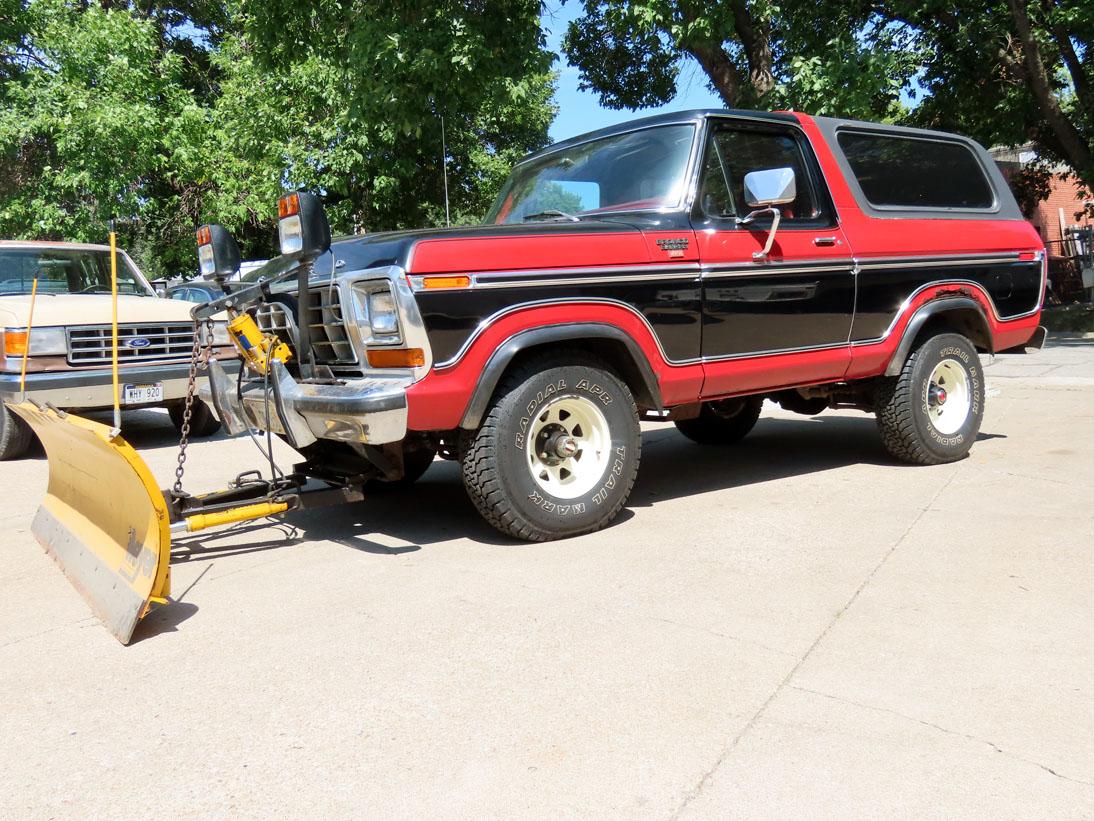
[462,358,641,541]
[674,396,763,445]
[875,332,984,465]
[0,403,35,460]
[168,398,222,438]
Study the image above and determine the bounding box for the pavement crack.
[669,468,962,819]
[790,685,1094,788]
[643,615,798,660]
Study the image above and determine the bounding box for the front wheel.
[462,358,641,541]
[0,403,34,460]
[875,332,984,465]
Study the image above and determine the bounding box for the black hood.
[243,215,678,285]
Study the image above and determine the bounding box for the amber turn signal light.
[195,225,212,246]
[278,193,301,219]
[3,330,28,356]
[366,348,425,368]
[421,275,471,289]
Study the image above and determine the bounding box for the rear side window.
[837,131,995,210]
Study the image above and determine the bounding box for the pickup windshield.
[0,248,153,296]
[486,124,696,224]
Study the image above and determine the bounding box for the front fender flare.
[459,323,662,429]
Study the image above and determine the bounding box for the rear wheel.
[169,398,221,438]
[462,358,641,541]
[875,332,984,465]
[0,403,34,460]
[674,396,763,445]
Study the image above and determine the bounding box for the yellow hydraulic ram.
[227,311,292,376]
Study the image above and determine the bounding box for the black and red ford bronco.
[196,109,1046,541]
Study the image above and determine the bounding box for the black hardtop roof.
[520,108,798,165]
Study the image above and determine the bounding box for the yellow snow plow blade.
[10,401,171,645]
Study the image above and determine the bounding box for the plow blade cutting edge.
[9,402,171,644]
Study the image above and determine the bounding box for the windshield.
[486,124,697,224]
[0,248,153,297]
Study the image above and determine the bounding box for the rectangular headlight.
[367,290,399,336]
[278,215,303,255]
[197,243,216,277]
[3,327,67,356]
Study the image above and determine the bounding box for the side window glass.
[699,127,828,224]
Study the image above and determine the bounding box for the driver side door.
[691,121,855,397]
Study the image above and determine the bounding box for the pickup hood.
[251,217,682,285]
[0,294,196,328]
[338,221,650,274]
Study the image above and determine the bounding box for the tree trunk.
[1006,0,1094,187]
[688,43,745,106]
[728,0,775,97]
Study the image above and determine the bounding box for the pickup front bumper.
[200,358,409,448]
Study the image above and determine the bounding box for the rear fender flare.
[459,323,662,429]
[884,297,992,377]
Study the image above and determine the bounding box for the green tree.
[562,0,1093,199]
[0,0,557,276]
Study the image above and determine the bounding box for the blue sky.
[542,1,724,142]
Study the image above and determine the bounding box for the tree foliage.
[563,0,1093,199]
[0,0,555,277]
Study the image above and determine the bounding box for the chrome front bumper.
[0,362,212,409]
[199,359,409,447]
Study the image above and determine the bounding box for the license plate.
[123,383,163,405]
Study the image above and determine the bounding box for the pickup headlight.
[3,327,68,357]
[367,290,399,337]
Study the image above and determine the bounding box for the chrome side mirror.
[737,167,797,261]
[743,167,796,207]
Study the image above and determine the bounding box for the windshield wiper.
[523,210,581,223]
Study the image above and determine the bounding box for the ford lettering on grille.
[125,337,152,349]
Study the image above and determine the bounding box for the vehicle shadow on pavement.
[631,415,890,507]
[156,413,1010,561]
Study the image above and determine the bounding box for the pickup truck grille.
[66,324,194,366]
[255,288,358,368]
[306,287,357,365]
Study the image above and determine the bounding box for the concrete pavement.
[1,334,1092,818]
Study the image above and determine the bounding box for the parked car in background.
[0,241,236,459]
[167,280,224,304]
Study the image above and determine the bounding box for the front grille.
[67,324,194,366]
[306,286,357,365]
[254,289,359,369]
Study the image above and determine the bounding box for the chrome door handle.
[813,236,838,247]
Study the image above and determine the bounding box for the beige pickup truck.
[0,241,235,459]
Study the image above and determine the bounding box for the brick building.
[991,145,1093,254]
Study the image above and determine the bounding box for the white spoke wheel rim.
[925,358,971,435]
[525,394,611,500]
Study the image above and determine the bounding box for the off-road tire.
[875,332,984,465]
[461,357,641,541]
[0,403,34,460]
[674,396,763,445]
[169,398,222,437]
[365,446,436,492]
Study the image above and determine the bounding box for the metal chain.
[173,318,214,495]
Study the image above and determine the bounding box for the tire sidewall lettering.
[503,367,637,525]
[917,341,984,453]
